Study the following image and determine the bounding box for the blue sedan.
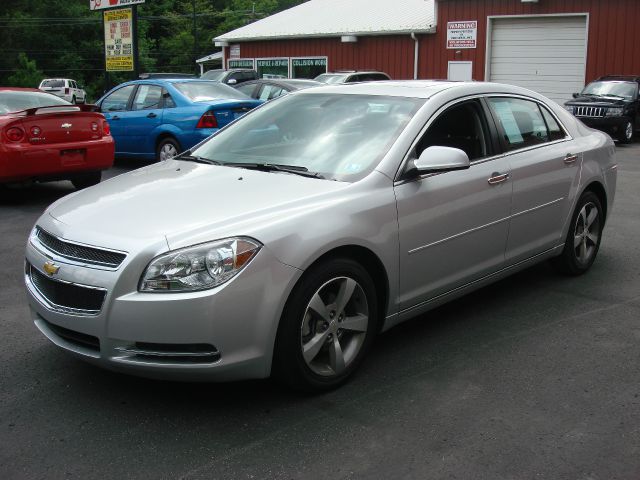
[96,79,262,161]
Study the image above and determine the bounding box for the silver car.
[25,81,617,391]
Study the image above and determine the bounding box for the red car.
[0,88,114,188]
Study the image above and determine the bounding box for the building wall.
[224,0,640,82]
[431,0,640,82]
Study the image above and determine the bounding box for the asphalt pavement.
[1,145,639,480]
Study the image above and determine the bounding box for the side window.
[100,85,136,112]
[132,84,162,110]
[539,106,567,141]
[415,100,490,161]
[70,81,76,89]
[346,75,361,83]
[162,89,176,108]
[488,97,550,150]
[236,83,256,97]
[258,85,285,101]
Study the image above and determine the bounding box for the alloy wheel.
[160,143,178,161]
[300,276,369,377]
[573,201,600,265]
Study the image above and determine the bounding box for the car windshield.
[581,81,637,99]
[173,81,249,102]
[191,93,424,182]
[40,79,65,88]
[201,70,226,81]
[0,91,70,114]
[315,74,349,84]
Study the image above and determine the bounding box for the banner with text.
[104,8,134,71]
[91,0,145,11]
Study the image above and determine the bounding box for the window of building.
[291,57,327,79]
[256,58,289,79]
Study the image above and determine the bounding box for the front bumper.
[25,222,302,382]
[577,116,629,136]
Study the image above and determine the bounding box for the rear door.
[99,84,136,154]
[486,96,581,264]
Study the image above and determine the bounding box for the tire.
[272,258,379,392]
[551,191,604,275]
[156,137,180,162]
[618,118,634,143]
[71,171,101,190]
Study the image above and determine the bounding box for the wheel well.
[584,181,607,221]
[310,245,389,331]
[156,133,180,151]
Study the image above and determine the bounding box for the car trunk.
[211,102,259,128]
[16,106,104,144]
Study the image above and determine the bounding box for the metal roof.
[215,0,436,42]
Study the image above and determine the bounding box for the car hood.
[566,95,630,106]
[47,159,348,249]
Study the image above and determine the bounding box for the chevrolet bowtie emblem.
[43,261,60,276]
[61,123,72,129]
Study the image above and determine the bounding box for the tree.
[7,53,43,88]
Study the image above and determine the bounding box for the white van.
[38,78,87,104]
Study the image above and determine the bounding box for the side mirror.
[227,78,238,85]
[572,92,579,98]
[410,146,470,176]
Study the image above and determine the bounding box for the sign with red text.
[104,8,133,71]
[90,0,145,10]
[447,21,477,49]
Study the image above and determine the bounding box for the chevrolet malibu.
[25,81,617,391]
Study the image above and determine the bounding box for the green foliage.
[6,53,44,88]
[0,0,306,101]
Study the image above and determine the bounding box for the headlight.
[563,105,575,114]
[139,237,261,292]
[605,107,624,117]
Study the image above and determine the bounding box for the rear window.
[40,79,65,88]
[0,91,69,114]
[173,82,249,102]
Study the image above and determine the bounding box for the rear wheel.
[71,171,101,190]
[272,258,378,392]
[551,191,603,275]
[618,119,634,143]
[156,137,180,162]
[71,95,77,105]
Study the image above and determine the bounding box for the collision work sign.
[447,21,477,49]
[104,8,133,71]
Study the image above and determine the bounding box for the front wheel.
[272,258,378,392]
[551,191,604,275]
[618,119,634,143]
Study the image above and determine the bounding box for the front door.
[395,99,513,311]
[121,84,163,154]
[99,84,136,155]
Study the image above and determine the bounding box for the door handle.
[147,112,157,118]
[564,153,578,164]
[488,172,509,185]
[111,115,120,120]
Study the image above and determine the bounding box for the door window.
[132,85,162,110]
[101,85,135,112]
[416,100,491,161]
[488,97,553,150]
[539,106,567,141]
[162,89,176,108]
[258,85,285,101]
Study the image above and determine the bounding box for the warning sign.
[447,21,477,49]
[104,8,133,71]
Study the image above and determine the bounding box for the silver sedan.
[25,81,617,391]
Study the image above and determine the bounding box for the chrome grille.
[574,106,606,118]
[27,262,106,315]
[35,227,126,268]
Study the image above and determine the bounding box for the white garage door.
[488,16,587,104]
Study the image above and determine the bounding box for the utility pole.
[193,0,197,75]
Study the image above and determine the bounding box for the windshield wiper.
[224,162,326,179]
[175,153,222,165]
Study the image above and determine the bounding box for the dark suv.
[201,69,259,86]
[564,75,640,143]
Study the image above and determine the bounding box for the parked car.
[235,78,322,100]
[314,70,391,84]
[39,78,87,104]
[564,75,640,143]
[0,88,113,188]
[95,79,262,161]
[25,81,617,391]
[201,68,259,85]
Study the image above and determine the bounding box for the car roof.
[117,78,227,86]
[242,78,322,88]
[297,80,548,100]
